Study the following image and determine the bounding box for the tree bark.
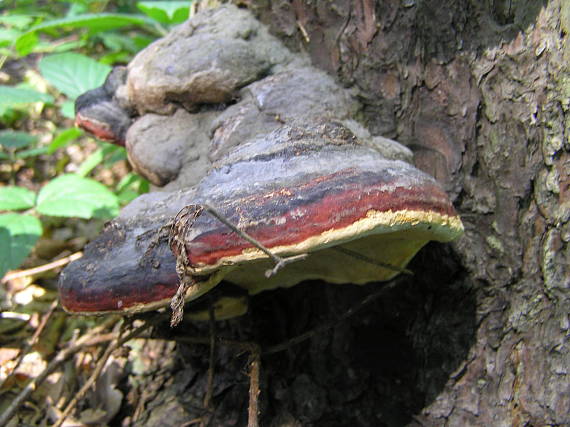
[134,1,569,425]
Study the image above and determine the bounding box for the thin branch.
[54,322,150,427]
[203,299,216,412]
[0,317,120,426]
[0,300,58,389]
[1,252,83,284]
[332,247,413,275]
[202,204,308,277]
[247,346,261,427]
[263,278,404,355]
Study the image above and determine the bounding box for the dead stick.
[202,204,307,277]
[203,299,217,412]
[264,278,404,355]
[54,322,150,427]
[1,252,83,283]
[0,300,58,389]
[0,317,120,426]
[332,247,413,275]
[247,346,261,427]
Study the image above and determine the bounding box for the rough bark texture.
[127,1,569,426]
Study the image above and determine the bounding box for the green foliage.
[39,53,112,99]
[16,13,155,56]
[75,143,124,176]
[0,130,38,150]
[0,0,192,277]
[48,128,84,154]
[36,174,120,219]
[0,214,43,279]
[0,86,54,116]
[0,187,36,210]
[116,172,150,204]
[137,2,190,25]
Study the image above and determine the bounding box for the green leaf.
[48,128,83,154]
[98,32,141,53]
[35,39,86,54]
[76,143,121,177]
[60,101,76,119]
[137,1,190,25]
[116,188,140,204]
[116,172,149,204]
[103,146,127,166]
[15,146,50,159]
[36,174,119,219]
[0,187,37,211]
[0,131,37,150]
[116,172,140,192]
[0,228,10,279]
[38,13,149,32]
[39,53,111,100]
[0,29,22,47]
[0,15,35,30]
[0,86,54,108]
[14,31,38,56]
[0,214,43,279]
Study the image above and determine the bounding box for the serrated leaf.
[137,1,190,25]
[0,86,53,107]
[36,174,119,219]
[0,214,42,279]
[39,53,111,100]
[0,131,37,150]
[0,187,37,211]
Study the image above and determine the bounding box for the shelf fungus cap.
[74,66,132,146]
[170,121,464,295]
[58,120,463,316]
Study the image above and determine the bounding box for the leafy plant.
[0,0,192,278]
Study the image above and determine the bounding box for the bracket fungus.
[168,122,463,293]
[58,5,463,318]
[59,121,463,316]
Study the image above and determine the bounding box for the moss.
[486,234,505,253]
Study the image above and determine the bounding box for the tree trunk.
[136,1,569,425]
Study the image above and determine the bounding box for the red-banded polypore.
[59,121,463,316]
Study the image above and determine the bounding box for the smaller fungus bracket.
[74,66,133,146]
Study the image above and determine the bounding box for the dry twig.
[1,252,83,284]
[0,300,58,390]
[54,321,151,427]
[0,317,120,426]
[264,278,404,355]
[202,204,308,277]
